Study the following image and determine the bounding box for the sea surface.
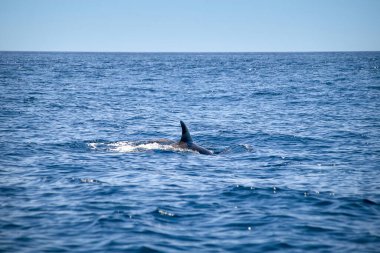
[1,52,379,252]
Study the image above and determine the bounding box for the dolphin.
[133,121,213,155]
[175,120,213,155]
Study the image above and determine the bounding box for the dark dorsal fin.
[180,120,193,143]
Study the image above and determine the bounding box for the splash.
[88,141,192,154]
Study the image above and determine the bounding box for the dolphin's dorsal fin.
[180,120,193,143]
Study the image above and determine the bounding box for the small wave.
[79,178,102,184]
[156,208,176,217]
[218,144,254,154]
[221,184,337,201]
[88,141,193,154]
[68,177,104,184]
[109,141,177,153]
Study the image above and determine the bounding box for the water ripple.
[1,52,380,252]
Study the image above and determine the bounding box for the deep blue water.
[1,52,380,252]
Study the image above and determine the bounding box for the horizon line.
[1,50,379,54]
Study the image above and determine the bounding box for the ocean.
[1,52,379,252]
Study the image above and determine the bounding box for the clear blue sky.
[0,0,379,52]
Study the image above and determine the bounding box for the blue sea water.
[0,52,379,252]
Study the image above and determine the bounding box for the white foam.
[110,141,174,153]
[89,141,191,154]
[108,141,138,152]
[88,142,99,149]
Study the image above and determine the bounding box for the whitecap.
[89,140,194,154]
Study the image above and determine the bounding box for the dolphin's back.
[189,142,213,155]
